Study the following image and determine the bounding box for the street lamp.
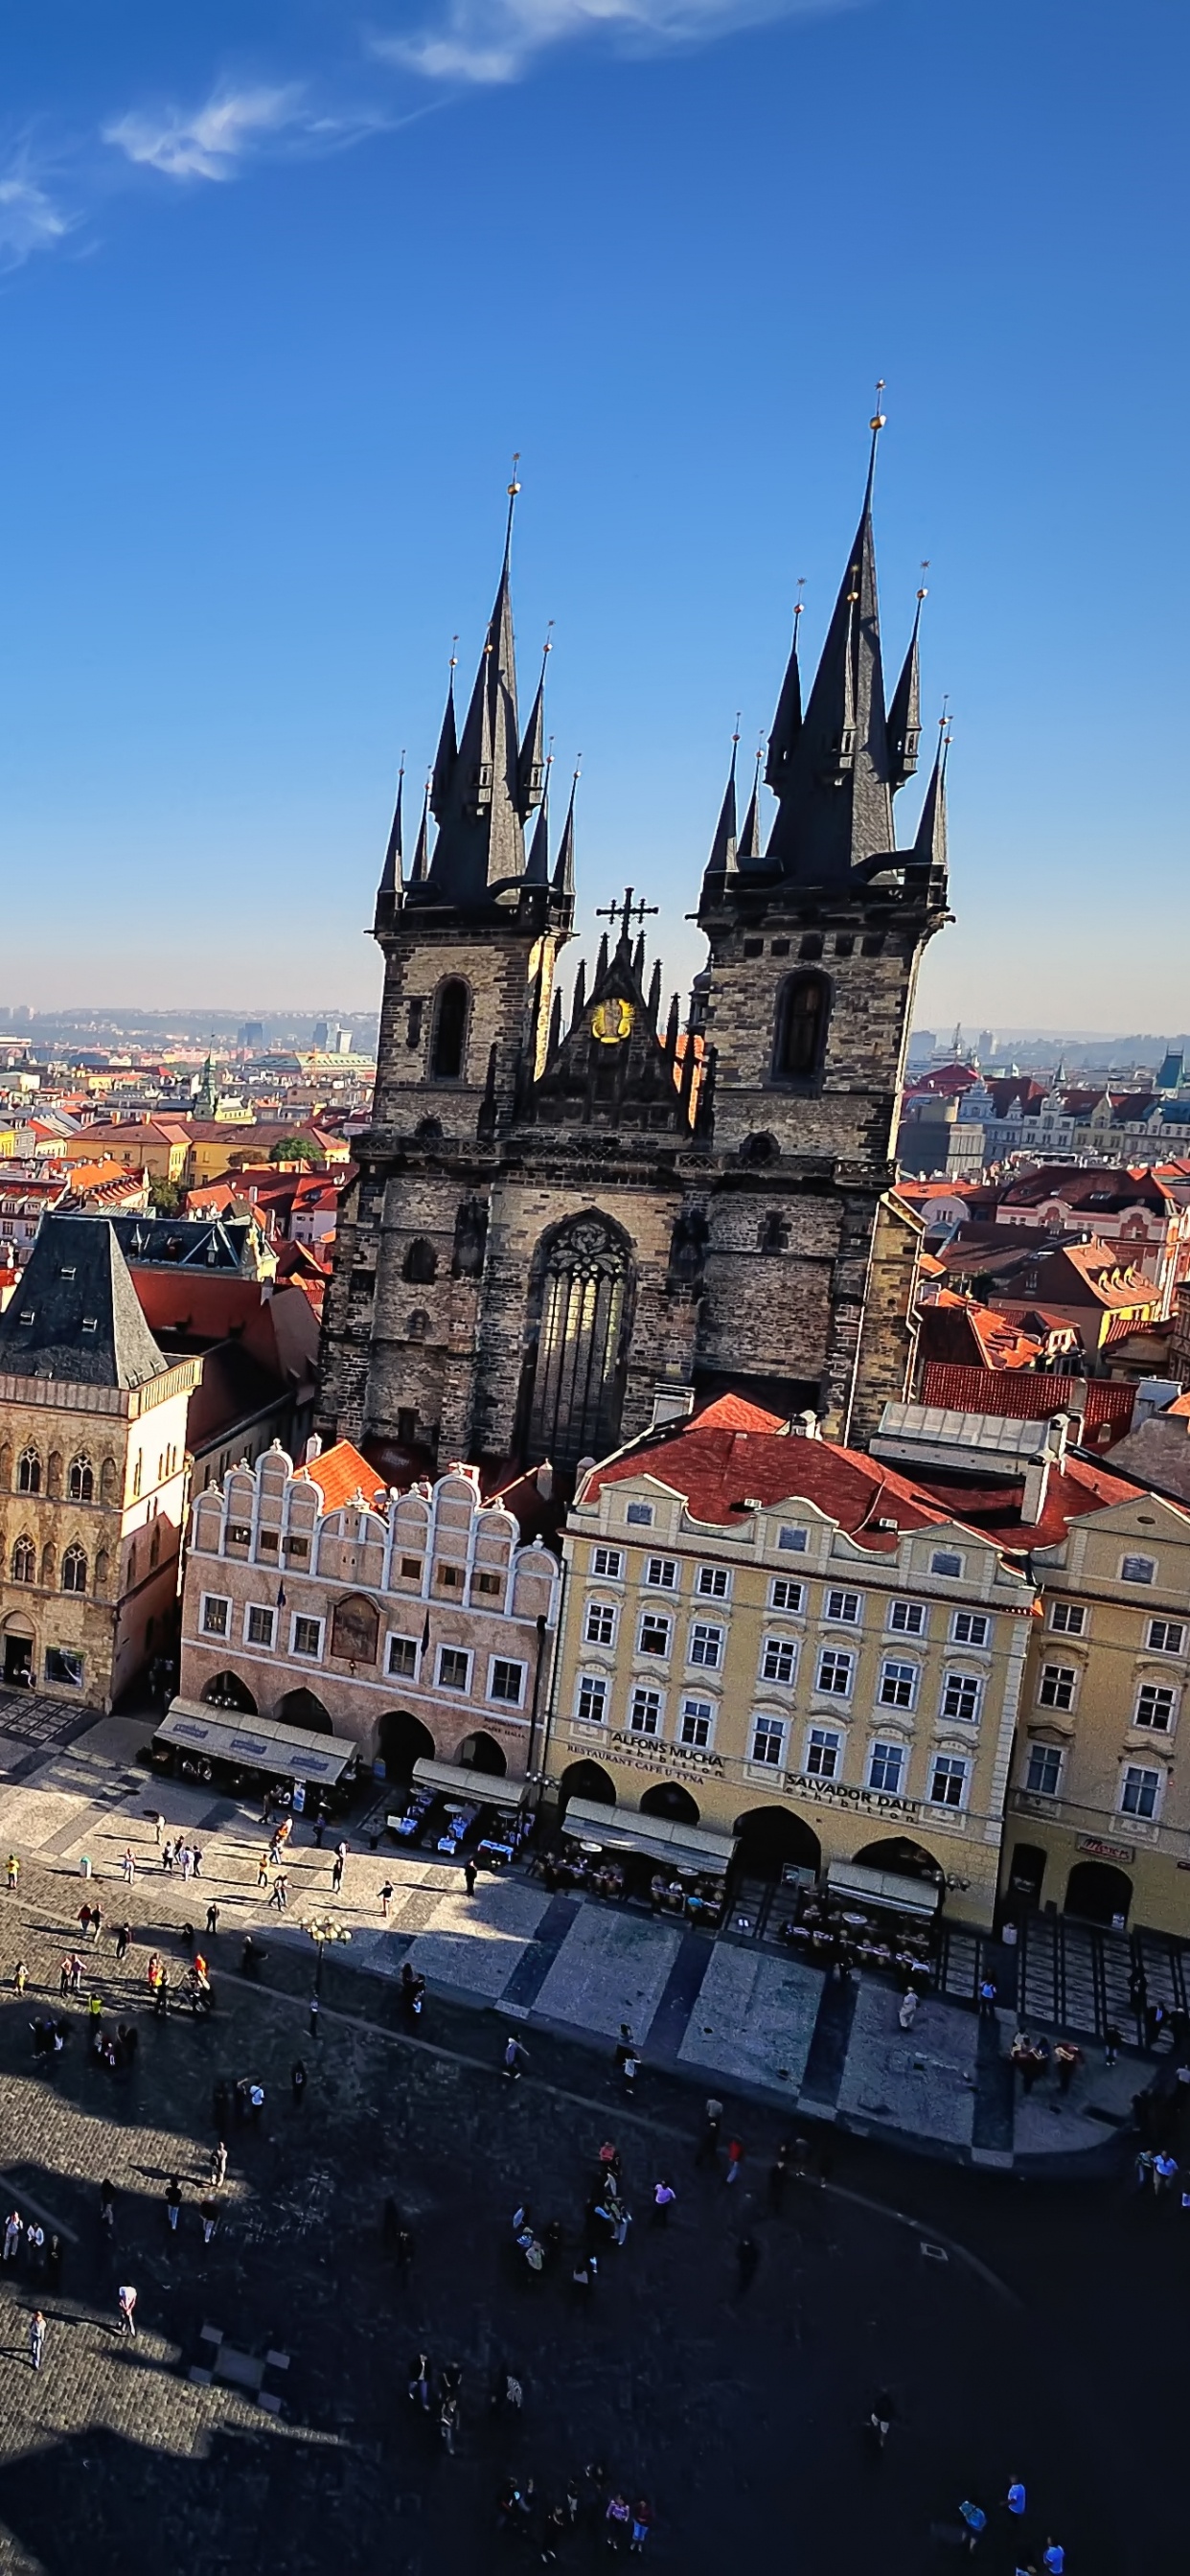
[308,1914,352,1993]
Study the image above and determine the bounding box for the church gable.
[531,932,693,1135]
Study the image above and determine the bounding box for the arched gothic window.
[69,1454,94,1503]
[62,1544,87,1595]
[11,1535,35,1584]
[17,1447,40,1496]
[774,971,830,1083]
[430,978,469,1081]
[402,1237,438,1284]
[523,1214,632,1470]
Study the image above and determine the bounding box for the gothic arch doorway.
[275,1688,333,1735]
[200,1671,258,1715]
[379,1710,435,1781]
[733,1806,821,1876]
[640,1781,700,1827]
[519,1211,634,1470]
[1065,1860,1133,1927]
[558,1760,616,1814]
[455,1731,507,1777]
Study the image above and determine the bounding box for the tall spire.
[552,766,579,910]
[517,628,552,818]
[737,747,765,864]
[765,388,895,886]
[766,583,804,794]
[912,714,950,876]
[430,643,458,820]
[699,727,740,906]
[374,751,404,932]
[887,572,927,794]
[424,461,529,906]
[410,776,431,885]
[524,749,553,886]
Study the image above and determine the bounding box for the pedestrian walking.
[257,1851,269,1889]
[3,2210,21,2263]
[180,1846,194,1884]
[379,1880,394,1920]
[58,1957,71,1999]
[199,2196,219,2244]
[268,1874,288,1912]
[6,1853,19,1891]
[117,2284,137,2335]
[1104,2021,1122,2068]
[25,2222,44,2269]
[697,2096,723,2167]
[725,2136,744,2185]
[165,2176,182,2232]
[115,1924,131,1964]
[29,2310,45,2371]
[291,2058,308,2108]
[309,1994,320,2038]
[620,2043,640,2097]
[1134,2146,1155,2190]
[1054,2039,1083,2094]
[767,2143,790,2212]
[89,1903,103,1944]
[248,2082,265,2125]
[502,2034,528,2082]
[206,1901,220,1936]
[46,2236,61,2288]
[122,1848,136,1884]
[978,1976,997,2018]
[152,1813,164,1846]
[898,1988,920,2030]
[408,2351,431,2410]
[1154,2147,1179,2195]
[1041,2542,1064,2573]
[735,2235,760,2293]
[154,1965,170,2017]
[99,2179,115,2233]
[193,1846,204,1878]
[605,2494,631,2551]
[958,2499,988,2551]
[1005,2475,1027,2519]
[439,2393,459,2454]
[331,1851,345,1895]
[12,1960,26,1995]
[211,2140,228,2188]
[463,1857,477,1896]
[652,2178,676,2225]
[629,2500,652,2555]
[162,1839,175,1874]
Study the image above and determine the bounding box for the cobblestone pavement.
[0,1702,1142,2167]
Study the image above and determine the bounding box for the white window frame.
[930,1549,965,1579]
[750,1712,787,1768]
[887,1598,927,1637]
[290,1612,325,1661]
[1120,1553,1156,1586]
[629,1684,664,1737]
[575,1671,609,1727]
[1133,1681,1178,1734]
[696,1564,731,1600]
[436,1644,472,1692]
[803,1723,843,1780]
[878,1657,919,1712]
[1050,1600,1087,1636]
[940,1668,984,1724]
[644,1555,679,1592]
[488,1654,526,1709]
[867,1737,906,1795]
[761,1634,799,1687]
[815,1645,854,1699]
[385,1630,419,1680]
[1120,1761,1163,1820]
[637,1609,673,1660]
[950,1610,991,1649]
[199,1592,231,1641]
[687,1620,724,1670]
[591,1545,624,1579]
[1024,1740,1064,1797]
[927,1751,970,1810]
[1038,1662,1077,1713]
[584,1598,618,1648]
[768,1576,804,1614]
[824,1587,862,1626]
[677,1693,717,1750]
[1148,1618,1185,1656]
[243,1602,275,1649]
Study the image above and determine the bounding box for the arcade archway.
[200,1671,257,1715]
[1065,1859,1133,1927]
[732,1806,822,1876]
[558,1760,616,1814]
[640,1781,700,1827]
[455,1731,507,1778]
[378,1710,434,1781]
[275,1688,333,1735]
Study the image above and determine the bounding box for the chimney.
[1020,1412,1069,1525]
[536,1462,554,1499]
[304,1433,323,1464]
[786,1409,820,1439]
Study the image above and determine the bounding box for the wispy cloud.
[103,84,308,183]
[372,0,849,85]
[0,147,77,271]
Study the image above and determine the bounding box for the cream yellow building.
[547,1395,1036,1927]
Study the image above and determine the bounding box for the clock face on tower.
[590,998,633,1046]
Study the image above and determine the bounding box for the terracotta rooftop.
[294,1439,381,1512]
[582,1394,949,1552]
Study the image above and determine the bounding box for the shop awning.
[826,1860,941,1920]
[157,1698,358,1787]
[562,1797,735,1875]
[411,1756,530,1808]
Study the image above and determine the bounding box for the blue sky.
[0,0,1183,1030]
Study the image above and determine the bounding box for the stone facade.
[180,1443,559,1778]
[318,448,950,1472]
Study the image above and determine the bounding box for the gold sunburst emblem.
[591,998,633,1046]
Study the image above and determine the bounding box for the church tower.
[318,421,950,1470]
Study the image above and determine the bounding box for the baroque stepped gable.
[318,426,951,1475]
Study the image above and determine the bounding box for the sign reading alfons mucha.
[590,999,633,1046]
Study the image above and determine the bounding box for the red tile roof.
[906,1453,1143,1552]
[584,1407,949,1552]
[919,1363,1136,1445]
[294,1439,381,1512]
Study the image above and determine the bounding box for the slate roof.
[0,1212,169,1391]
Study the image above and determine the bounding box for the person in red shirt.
[725,2137,744,2184]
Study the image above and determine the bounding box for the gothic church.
[316,426,950,1476]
